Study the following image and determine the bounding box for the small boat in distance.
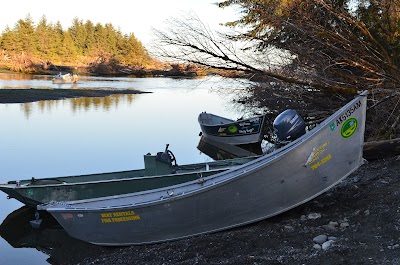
[52,72,78,84]
[198,112,267,145]
[39,91,368,246]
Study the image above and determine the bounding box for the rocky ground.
[74,156,400,265]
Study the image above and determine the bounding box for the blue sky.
[1,0,239,46]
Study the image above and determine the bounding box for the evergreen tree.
[69,17,87,54]
[60,31,78,61]
[35,15,53,58]
[120,33,150,67]
[13,14,36,54]
[93,23,107,53]
[0,26,17,52]
[84,20,96,55]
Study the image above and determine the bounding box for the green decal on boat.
[341,118,357,138]
[330,123,335,131]
[228,125,238,133]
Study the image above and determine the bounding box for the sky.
[0,0,239,47]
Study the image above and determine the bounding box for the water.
[0,74,253,265]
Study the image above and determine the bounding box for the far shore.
[0,89,151,104]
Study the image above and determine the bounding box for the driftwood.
[363,138,400,161]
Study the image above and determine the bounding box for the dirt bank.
[0,89,150,104]
[73,156,400,265]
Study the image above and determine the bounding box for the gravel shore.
[74,156,400,265]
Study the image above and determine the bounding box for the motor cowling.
[273,109,306,142]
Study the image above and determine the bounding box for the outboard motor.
[273,109,306,144]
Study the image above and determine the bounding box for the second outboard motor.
[273,109,306,143]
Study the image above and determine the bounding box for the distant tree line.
[0,15,154,71]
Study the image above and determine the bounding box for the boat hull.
[41,92,367,246]
[198,113,266,145]
[52,80,74,84]
[52,73,76,84]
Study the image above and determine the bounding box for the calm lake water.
[0,74,258,264]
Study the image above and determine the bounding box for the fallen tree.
[152,1,400,140]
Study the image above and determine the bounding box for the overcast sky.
[0,0,239,46]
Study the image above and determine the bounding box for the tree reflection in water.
[20,94,137,118]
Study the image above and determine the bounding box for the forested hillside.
[0,15,155,73]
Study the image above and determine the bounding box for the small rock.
[322,240,333,250]
[328,236,337,241]
[340,222,350,228]
[284,225,295,232]
[322,224,337,231]
[308,213,321,219]
[313,244,322,250]
[329,221,339,227]
[313,234,328,244]
[364,210,370,216]
[388,244,400,250]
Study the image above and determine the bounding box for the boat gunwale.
[198,112,266,127]
[0,167,236,190]
[1,155,260,189]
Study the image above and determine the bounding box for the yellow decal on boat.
[101,210,140,223]
[311,154,332,170]
[305,141,330,166]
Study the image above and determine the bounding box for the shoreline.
[0,88,150,104]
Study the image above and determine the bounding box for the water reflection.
[0,73,39,80]
[68,94,137,112]
[0,207,111,265]
[20,94,138,118]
